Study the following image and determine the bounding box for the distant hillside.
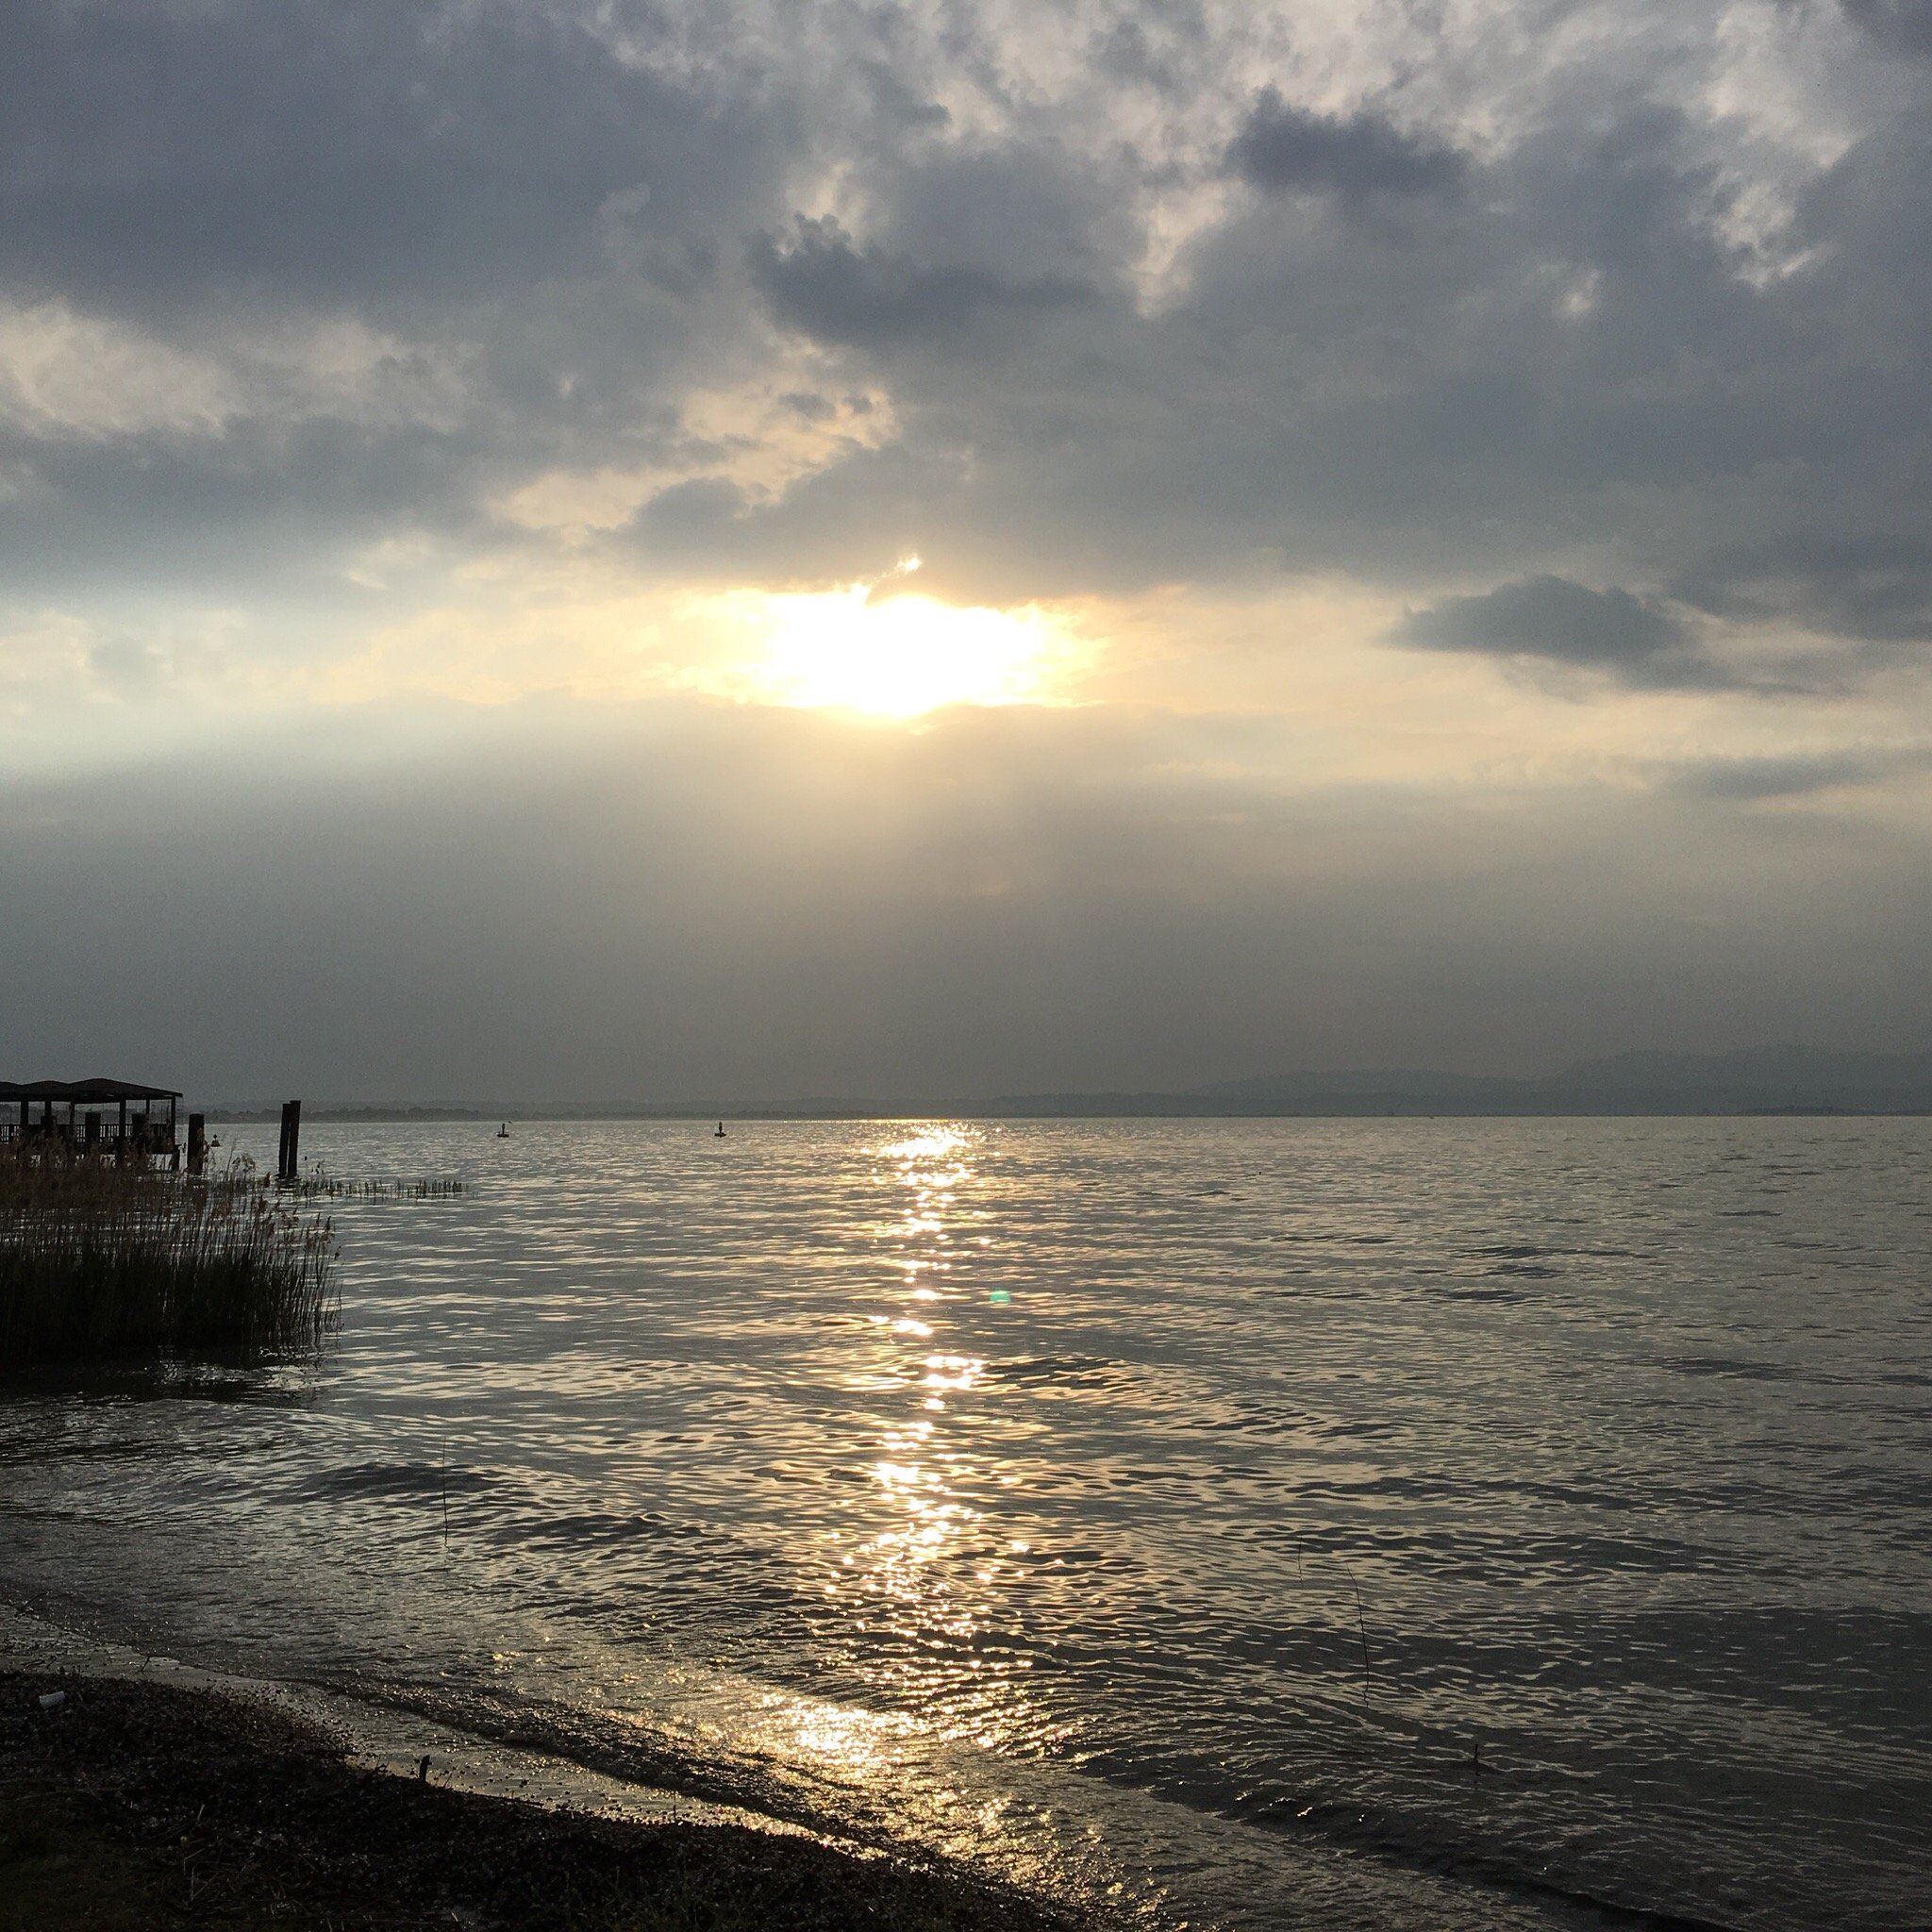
[974,1047,1932,1117]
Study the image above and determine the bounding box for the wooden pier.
[0,1078,194,1169]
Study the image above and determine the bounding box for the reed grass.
[283,1171,464,1199]
[0,1158,336,1364]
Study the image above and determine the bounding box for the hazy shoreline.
[201,1048,1932,1122]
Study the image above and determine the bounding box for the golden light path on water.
[769,1124,1058,1782]
[719,1124,1094,1897]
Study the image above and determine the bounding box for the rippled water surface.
[4,1118,1929,1929]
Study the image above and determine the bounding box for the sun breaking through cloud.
[6,0,1932,1092]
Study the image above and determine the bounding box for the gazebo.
[0,1078,184,1160]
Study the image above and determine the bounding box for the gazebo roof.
[0,1078,183,1104]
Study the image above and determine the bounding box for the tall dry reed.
[0,1157,336,1363]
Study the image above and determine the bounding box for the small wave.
[285,1459,496,1503]
[1660,1357,1795,1382]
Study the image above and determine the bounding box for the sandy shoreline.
[0,1615,1095,1931]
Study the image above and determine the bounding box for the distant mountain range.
[968,1047,1932,1117]
[208,1048,1932,1120]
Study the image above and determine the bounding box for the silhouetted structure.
[0,1078,184,1166]
[277,1100,302,1184]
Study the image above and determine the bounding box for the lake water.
[3,1118,1928,1929]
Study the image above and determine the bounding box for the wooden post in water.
[277,1100,302,1185]
[187,1113,207,1175]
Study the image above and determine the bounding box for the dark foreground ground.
[0,1672,1091,1931]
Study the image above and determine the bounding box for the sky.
[4,0,1932,1102]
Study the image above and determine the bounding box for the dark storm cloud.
[748,219,1095,351]
[0,419,478,591]
[724,74,1932,633]
[2,0,1931,680]
[1841,0,1932,57]
[1227,90,1466,199]
[1394,576,1726,688]
[0,0,807,596]
[0,0,775,311]
[1675,537,1932,645]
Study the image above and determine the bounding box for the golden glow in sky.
[726,564,1074,719]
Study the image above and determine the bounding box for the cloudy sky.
[5,0,1931,1101]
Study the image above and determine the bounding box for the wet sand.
[0,1669,1091,1931]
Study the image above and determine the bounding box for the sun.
[726,569,1072,719]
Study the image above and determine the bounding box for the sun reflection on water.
[770,1692,917,1781]
[808,1122,1055,1757]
